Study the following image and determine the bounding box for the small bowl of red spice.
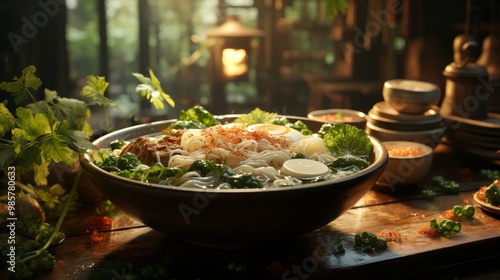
[376,141,433,188]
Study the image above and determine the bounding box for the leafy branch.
[1,65,175,279]
[323,0,349,18]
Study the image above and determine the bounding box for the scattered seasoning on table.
[377,230,402,243]
[86,215,113,245]
[86,215,113,233]
[418,225,439,238]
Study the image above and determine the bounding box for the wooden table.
[3,144,500,279]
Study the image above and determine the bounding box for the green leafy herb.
[81,75,113,106]
[484,180,500,206]
[167,120,209,130]
[28,89,94,136]
[109,139,127,150]
[429,218,461,235]
[97,152,142,172]
[0,101,15,136]
[177,105,219,127]
[233,107,278,124]
[117,163,185,184]
[81,75,119,132]
[0,65,42,104]
[328,154,370,174]
[133,69,175,110]
[318,123,373,157]
[354,231,387,252]
[188,160,224,177]
[221,167,263,189]
[272,117,313,135]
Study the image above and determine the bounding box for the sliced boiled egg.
[280,159,329,179]
[247,124,306,144]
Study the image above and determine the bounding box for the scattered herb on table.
[432,175,460,194]
[354,231,387,252]
[445,205,475,221]
[421,189,437,199]
[419,218,462,238]
[479,169,500,181]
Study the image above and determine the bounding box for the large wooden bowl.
[80,115,388,248]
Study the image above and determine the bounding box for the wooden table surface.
[3,144,500,280]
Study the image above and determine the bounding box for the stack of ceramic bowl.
[443,114,500,162]
[365,79,446,148]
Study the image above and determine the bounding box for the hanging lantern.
[206,15,264,82]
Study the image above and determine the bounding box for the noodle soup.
[92,119,373,190]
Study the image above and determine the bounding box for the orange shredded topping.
[377,230,402,243]
[201,125,287,150]
[385,144,422,157]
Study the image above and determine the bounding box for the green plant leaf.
[81,75,117,107]
[55,120,96,152]
[28,89,94,136]
[33,159,51,186]
[0,65,42,104]
[318,123,373,157]
[42,135,76,166]
[0,143,16,168]
[14,107,51,142]
[149,69,175,108]
[0,102,15,136]
[324,0,349,18]
[132,69,175,110]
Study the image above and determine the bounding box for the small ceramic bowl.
[376,141,433,188]
[383,79,441,114]
[307,109,367,129]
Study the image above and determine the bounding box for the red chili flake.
[377,230,402,243]
[89,230,103,246]
[86,215,113,234]
[444,209,460,222]
[418,226,438,238]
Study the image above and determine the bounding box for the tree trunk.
[97,0,109,78]
[1,0,69,100]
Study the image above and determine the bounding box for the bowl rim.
[383,79,440,93]
[382,140,433,159]
[80,115,388,194]
[307,109,367,122]
[366,122,446,135]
